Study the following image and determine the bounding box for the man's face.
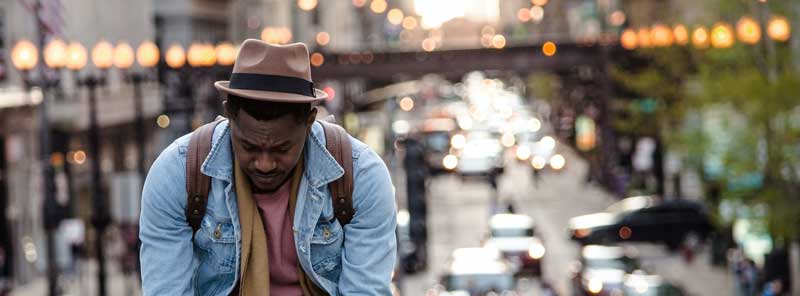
[229,107,316,193]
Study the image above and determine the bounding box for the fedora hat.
[214,39,327,103]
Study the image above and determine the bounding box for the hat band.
[228,73,315,97]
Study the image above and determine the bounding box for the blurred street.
[400,145,736,295]
[1,0,799,295]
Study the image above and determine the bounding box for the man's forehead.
[233,112,302,143]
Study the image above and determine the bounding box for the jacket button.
[339,198,345,204]
[323,228,331,239]
[194,197,201,203]
[193,209,199,215]
[340,210,347,216]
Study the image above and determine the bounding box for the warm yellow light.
[442,154,458,170]
[73,150,87,165]
[736,17,761,45]
[136,41,160,68]
[113,42,135,69]
[637,28,652,48]
[608,11,626,26]
[156,115,171,128]
[43,38,67,69]
[531,0,548,6]
[215,42,236,66]
[528,244,545,259]
[673,25,689,45]
[310,52,325,67]
[11,40,39,71]
[492,35,506,49]
[187,43,204,67]
[651,24,674,47]
[692,26,709,49]
[316,32,331,46]
[297,0,318,11]
[402,17,418,30]
[529,6,544,23]
[387,9,404,25]
[542,41,557,56]
[620,29,638,50]
[66,42,88,71]
[550,154,566,170]
[711,22,734,48]
[352,0,367,7]
[165,44,186,69]
[202,44,217,66]
[501,133,516,148]
[516,146,531,161]
[370,0,387,14]
[399,96,414,111]
[279,28,293,44]
[91,41,114,69]
[588,278,603,294]
[451,134,466,150]
[767,16,791,42]
[422,38,436,52]
[517,8,531,22]
[531,155,546,170]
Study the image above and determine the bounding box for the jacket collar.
[201,120,344,188]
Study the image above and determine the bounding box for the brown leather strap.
[186,117,225,236]
[319,120,355,227]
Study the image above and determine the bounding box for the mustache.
[250,170,284,178]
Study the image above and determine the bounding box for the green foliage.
[612,1,800,240]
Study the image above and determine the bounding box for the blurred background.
[1,0,799,295]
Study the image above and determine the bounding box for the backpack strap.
[319,120,355,227]
[185,117,225,236]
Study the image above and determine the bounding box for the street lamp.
[215,42,236,66]
[767,16,791,42]
[10,40,38,72]
[88,40,112,296]
[692,26,710,49]
[43,38,67,69]
[66,42,88,71]
[736,17,762,45]
[711,22,734,49]
[620,29,638,50]
[165,44,186,69]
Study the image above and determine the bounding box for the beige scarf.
[234,157,327,296]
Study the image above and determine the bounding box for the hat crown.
[232,39,312,82]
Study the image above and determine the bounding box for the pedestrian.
[139,39,397,295]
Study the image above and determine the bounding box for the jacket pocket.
[310,218,343,282]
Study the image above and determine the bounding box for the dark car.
[570,245,641,296]
[569,196,712,250]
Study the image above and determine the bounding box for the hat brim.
[215,81,327,103]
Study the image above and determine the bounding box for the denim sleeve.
[139,142,196,296]
[337,146,397,295]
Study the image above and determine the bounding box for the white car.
[454,130,504,176]
[484,214,545,276]
[435,247,517,295]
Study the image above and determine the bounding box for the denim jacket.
[140,120,397,295]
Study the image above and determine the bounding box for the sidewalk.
[10,259,141,296]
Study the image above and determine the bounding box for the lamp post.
[12,39,62,296]
[88,40,113,296]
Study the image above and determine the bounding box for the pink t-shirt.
[254,181,302,296]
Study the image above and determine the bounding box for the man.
[139,39,397,295]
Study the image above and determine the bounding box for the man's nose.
[253,153,277,173]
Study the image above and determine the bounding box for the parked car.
[483,213,545,276]
[570,245,640,296]
[434,247,517,296]
[569,195,712,250]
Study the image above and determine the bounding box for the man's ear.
[305,107,318,128]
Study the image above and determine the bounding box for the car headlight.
[531,155,546,170]
[528,243,546,259]
[550,154,565,170]
[442,154,458,170]
[587,278,604,294]
[515,146,531,160]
